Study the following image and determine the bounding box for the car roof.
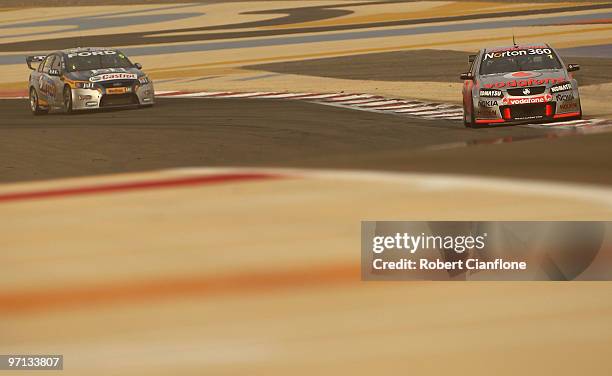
[57,47,120,56]
[483,43,551,53]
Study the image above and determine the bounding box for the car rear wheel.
[29,87,48,116]
[63,86,73,114]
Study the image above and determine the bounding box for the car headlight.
[76,81,95,89]
[479,89,503,98]
[138,76,150,84]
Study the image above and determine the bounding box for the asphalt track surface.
[2,97,612,185]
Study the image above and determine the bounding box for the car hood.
[478,69,569,89]
[64,67,144,82]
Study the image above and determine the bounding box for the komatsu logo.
[89,73,137,82]
[550,83,572,93]
[67,50,117,58]
[479,89,502,97]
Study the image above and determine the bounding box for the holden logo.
[522,88,530,95]
[513,71,533,78]
[503,71,542,79]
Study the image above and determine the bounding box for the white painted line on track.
[216,92,272,98]
[324,94,375,102]
[423,113,464,118]
[424,115,464,120]
[393,106,435,113]
[358,100,405,107]
[298,93,345,99]
[405,110,462,116]
[336,98,385,105]
[374,104,422,110]
[256,93,313,99]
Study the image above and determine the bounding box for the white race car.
[27,47,154,115]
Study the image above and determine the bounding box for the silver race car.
[460,43,581,127]
[26,47,154,115]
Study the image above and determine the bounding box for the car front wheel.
[63,86,73,114]
[463,99,475,128]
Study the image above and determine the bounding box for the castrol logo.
[89,73,137,82]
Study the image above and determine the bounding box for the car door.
[32,55,49,106]
[48,54,65,107]
[38,55,57,107]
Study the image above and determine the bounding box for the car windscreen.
[65,51,133,72]
[479,47,562,75]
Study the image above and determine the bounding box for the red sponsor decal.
[476,119,505,124]
[484,77,564,89]
[553,111,581,119]
[502,94,552,105]
[560,102,578,110]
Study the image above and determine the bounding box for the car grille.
[97,80,137,89]
[100,93,138,107]
[509,104,546,119]
[507,86,546,96]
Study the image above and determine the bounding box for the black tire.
[63,86,73,114]
[29,87,48,116]
[463,99,476,128]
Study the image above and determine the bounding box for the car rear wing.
[26,55,47,70]
[468,54,476,63]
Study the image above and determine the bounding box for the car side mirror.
[48,69,61,76]
[567,64,580,72]
[134,63,143,70]
[460,72,474,80]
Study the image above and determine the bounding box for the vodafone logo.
[89,73,137,82]
[502,94,552,105]
[484,77,564,89]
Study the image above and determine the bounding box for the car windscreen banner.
[361,221,612,281]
